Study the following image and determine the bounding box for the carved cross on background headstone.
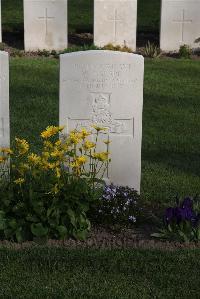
[108,9,124,42]
[173,9,192,42]
[38,8,55,37]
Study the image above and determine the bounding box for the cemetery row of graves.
[0,0,199,245]
[1,0,200,53]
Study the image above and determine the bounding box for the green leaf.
[57,225,68,239]
[196,227,200,241]
[8,219,18,230]
[16,229,24,243]
[178,230,189,242]
[31,223,48,237]
[0,211,6,230]
[151,233,166,238]
[67,209,76,227]
[26,214,39,223]
[73,229,88,241]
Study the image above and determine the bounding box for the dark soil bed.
[2,31,200,60]
[1,226,200,251]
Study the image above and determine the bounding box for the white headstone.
[160,0,200,51]
[0,51,10,149]
[94,0,137,51]
[24,0,68,51]
[59,51,144,192]
[0,0,2,43]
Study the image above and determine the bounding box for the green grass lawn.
[2,0,161,34]
[1,1,200,295]
[0,247,199,298]
[10,57,200,206]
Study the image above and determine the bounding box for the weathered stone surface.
[0,51,10,149]
[160,0,200,51]
[24,0,68,51]
[0,0,2,43]
[94,0,137,50]
[59,50,144,192]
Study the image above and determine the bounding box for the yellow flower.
[42,151,50,159]
[43,140,53,150]
[92,125,107,132]
[18,163,29,174]
[47,161,59,169]
[52,183,59,194]
[80,128,91,139]
[83,140,96,150]
[41,125,64,139]
[77,156,87,165]
[70,161,79,169]
[55,167,61,179]
[103,139,111,145]
[14,178,25,185]
[54,140,62,147]
[69,131,82,144]
[0,156,6,163]
[92,152,110,162]
[15,138,29,155]
[51,149,65,159]
[28,153,41,166]
[0,147,13,155]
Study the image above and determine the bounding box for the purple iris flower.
[182,197,193,209]
[164,197,199,227]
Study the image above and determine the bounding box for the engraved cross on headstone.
[38,8,55,37]
[173,9,192,43]
[108,9,124,42]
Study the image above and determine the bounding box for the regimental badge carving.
[67,92,134,136]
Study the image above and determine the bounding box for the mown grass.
[0,247,199,298]
[10,57,200,205]
[2,0,161,34]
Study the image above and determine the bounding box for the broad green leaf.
[57,225,68,239]
[31,223,48,237]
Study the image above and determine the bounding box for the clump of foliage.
[0,43,6,51]
[143,41,161,58]
[178,44,192,59]
[0,125,110,242]
[152,196,200,242]
[91,184,141,226]
[103,43,133,53]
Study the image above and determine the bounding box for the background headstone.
[0,0,2,43]
[160,0,200,51]
[0,51,10,149]
[24,0,68,51]
[94,0,137,51]
[59,51,144,192]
